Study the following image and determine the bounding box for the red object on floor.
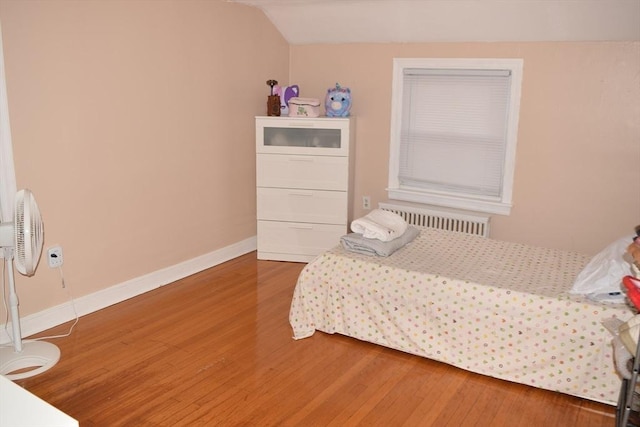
[623,276,640,310]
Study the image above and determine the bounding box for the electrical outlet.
[362,196,371,210]
[48,246,63,268]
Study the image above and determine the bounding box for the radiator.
[378,201,491,237]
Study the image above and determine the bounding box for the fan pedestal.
[0,340,60,380]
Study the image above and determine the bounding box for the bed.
[289,227,633,405]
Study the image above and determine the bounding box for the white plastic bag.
[571,235,635,297]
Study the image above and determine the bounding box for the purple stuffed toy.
[325,83,352,117]
[273,85,300,116]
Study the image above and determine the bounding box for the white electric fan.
[0,188,60,380]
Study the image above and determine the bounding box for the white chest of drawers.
[256,116,355,262]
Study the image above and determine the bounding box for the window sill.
[387,188,512,216]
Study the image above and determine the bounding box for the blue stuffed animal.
[325,83,351,117]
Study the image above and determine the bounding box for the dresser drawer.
[257,188,347,225]
[257,154,348,191]
[256,116,350,157]
[257,221,346,259]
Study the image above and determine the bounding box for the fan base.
[0,340,60,380]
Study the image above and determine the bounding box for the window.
[387,58,523,215]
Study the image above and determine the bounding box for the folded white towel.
[350,209,408,242]
[341,226,420,257]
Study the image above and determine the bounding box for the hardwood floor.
[14,252,615,426]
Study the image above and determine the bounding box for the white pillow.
[570,235,635,298]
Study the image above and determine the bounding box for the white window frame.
[0,25,17,229]
[387,58,523,215]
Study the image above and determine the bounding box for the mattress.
[289,227,633,405]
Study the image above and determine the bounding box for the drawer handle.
[289,224,313,229]
[288,157,314,162]
[288,191,313,197]
[287,122,315,128]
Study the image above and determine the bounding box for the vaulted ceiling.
[230,0,640,44]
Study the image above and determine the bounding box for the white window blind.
[388,58,523,215]
[400,68,510,198]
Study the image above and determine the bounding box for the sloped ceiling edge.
[230,0,640,44]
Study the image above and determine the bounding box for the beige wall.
[0,0,289,317]
[0,1,638,325]
[290,42,640,254]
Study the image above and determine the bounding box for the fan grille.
[14,189,44,276]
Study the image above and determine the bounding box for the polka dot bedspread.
[289,227,633,405]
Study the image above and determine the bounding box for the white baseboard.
[1,236,257,345]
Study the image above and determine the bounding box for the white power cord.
[1,261,79,346]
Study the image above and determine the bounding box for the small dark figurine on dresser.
[266,79,280,116]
